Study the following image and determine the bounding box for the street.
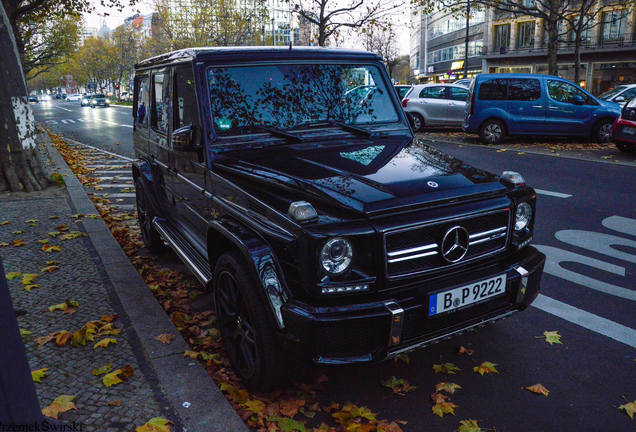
[32,100,636,431]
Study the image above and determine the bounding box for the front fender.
[209,219,289,329]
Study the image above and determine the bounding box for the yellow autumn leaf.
[433,363,461,374]
[473,362,498,375]
[10,238,26,247]
[435,382,462,394]
[32,368,49,383]
[41,395,77,419]
[43,244,62,253]
[0,242,8,247]
[458,419,483,432]
[154,333,176,344]
[92,363,113,376]
[135,417,173,432]
[24,284,39,292]
[0,221,10,225]
[525,383,550,396]
[6,272,22,281]
[432,401,458,418]
[619,399,636,419]
[22,274,40,285]
[41,265,60,273]
[94,338,117,349]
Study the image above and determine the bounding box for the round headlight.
[515,202,532,231]
[321,237,353,274]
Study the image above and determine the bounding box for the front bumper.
[279,246,545,364]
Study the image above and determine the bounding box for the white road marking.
[532,294,636,348]
[61,119,76,124]
[101,120,133,128]
[55,106,73,112]
[67,140,134,162]
[95,193,136,198]
[535,189,572,198]
[603,216,636,237]
[92,184,134,188]
[94,176,133,181]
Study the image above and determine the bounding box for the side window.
[508,79,541,101]
[152,72,171,133]
[450,87,469,101]
[136,75,149,128]
[478,79,508,100]
[547,80,588,104]
[620,88,636,101]
[174,67,198,130]
[420,86,446,99]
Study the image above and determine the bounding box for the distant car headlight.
[321,237,353,275]
[515,202,532,231]
[105,99,110,103]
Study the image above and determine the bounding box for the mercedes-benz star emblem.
[427,181,439,188]
[441,226,470,263]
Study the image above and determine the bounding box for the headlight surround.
[320,237,353,275]
[515,202,532,231]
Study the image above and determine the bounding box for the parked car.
[394,85,412,99]
[133,47,545,391]
[454,78,473,87]
[401,83,469,132]
[120,92,131,101]
[89,93,110,108]
[28,94,39,103]
[598,84,636,108]
[463,73,622,144]
[612,95,636,153]
[66,94,82,102]
[80,95,91,107]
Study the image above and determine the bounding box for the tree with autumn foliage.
[0,0,137,192]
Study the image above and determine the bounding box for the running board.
[153,219,213,287]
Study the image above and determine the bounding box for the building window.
[568,15,592,43]
[601,10,627,41]
[517,21,535,47]
[494,24,510,49]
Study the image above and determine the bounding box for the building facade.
[411,3,636,95]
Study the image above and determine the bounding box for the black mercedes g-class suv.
[132,47,545,390]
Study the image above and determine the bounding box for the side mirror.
[173,125,202,152]
[615,96,625,102]
[404,111,415,130]
[573,95,586,105]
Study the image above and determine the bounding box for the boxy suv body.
[463,73,621,144]
[132,47,545,390]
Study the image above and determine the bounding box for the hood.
[214,137,506,216]
[598,98,623,114]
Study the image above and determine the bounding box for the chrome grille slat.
[384,209,510,278]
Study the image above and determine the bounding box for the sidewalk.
[0,134,248,431]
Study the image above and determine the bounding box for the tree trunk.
[0,2,53,192]
[545,15,559,76]
[573,26,582,85]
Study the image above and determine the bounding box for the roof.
[135,46,382,69]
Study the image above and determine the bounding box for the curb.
[42,133,249,432]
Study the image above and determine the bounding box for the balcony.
[483,38,636,57]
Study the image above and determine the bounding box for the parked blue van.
[462,74,621,144]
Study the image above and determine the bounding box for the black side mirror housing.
[573,95,586,106]
[173,125,202,152]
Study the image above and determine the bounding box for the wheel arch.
[207,218,288,329]
[590,116,617,137]
[479,116,508,136]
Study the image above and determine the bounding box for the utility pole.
[464,0,470,81]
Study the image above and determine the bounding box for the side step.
[153,219,213,287]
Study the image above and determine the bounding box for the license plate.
[429,274,507,317]
[623,126,635,135]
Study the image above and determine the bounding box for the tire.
[135,178,164,252]
[214,251,290,391]
[591,119,614,143]
[479,119,506,145]
[616,142,636,153]
[411,113,425,132]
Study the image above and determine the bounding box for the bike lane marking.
[532,294,636,348]
[535,189,572,198]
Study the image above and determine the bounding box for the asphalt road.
[32,101,636,431]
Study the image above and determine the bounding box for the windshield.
[598,86,626,100]
[207,63,399,135]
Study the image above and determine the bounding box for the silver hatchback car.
[402,83,469,132]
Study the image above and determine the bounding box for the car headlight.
[321,237,353,275]
[515,202,532,231]
[105,99,110,103]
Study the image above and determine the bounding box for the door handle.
[547,106,559,110]
[532,105,543,109]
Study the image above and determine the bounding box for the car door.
[418,86,449,125]
[506,78,545,134]
[170,65,208,250]
[148,68,177,217]
[545,79,594,135]
[447,86,469,125]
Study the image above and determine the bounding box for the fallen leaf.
[39,239,50,244]
[432,401,458,418]
[42,244,62,253]
[101,314,118,323]
[71,214,84,219]
[103,366,134,387]
[619,398,636,419]
[473,362,498,375]
[41,265,60,273]
[280,398,306,417]
[49,300,79,312]
[12,230,25,234]
[525,383,550,396]
[25,219,38,223]
[431,392,449,404]
[538,330,563,345]
[48,231,62,237]
[135,417,173,432]
[22,274,40,285]
[105,399,122,407]
[10,238,26,247]
[0,221,9,225]
[92,363,113,376]
[381,376,416,396]
[435,382,462,394]
[85,214,101,219]
[458,419,483,432]
[35,334,56,347]
[46,261,60,265]
[0,243,8,247]
[32,368,49,383]
[154,333,176,344]
[433,363,461,374]
[49,215,60,219]
[267,416,307,432]
[41,395,77,419]
[458,346,474,355]
[55,331,74,347]
[6,272,22,281]
[184,350,200,359]
[394,354,410,365]
[24,284,39,292]
[94,338,117,349]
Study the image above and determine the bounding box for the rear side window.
[478,78,508,100]
[174,67,198,129]
[420,86,446,99]
[508,78,541,101]
[152,72,170,133]
[450,87,469,101]
[547,80,588,104]
[136,75,149,128]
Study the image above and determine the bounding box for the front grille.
[315,316,389,359]
[384,210,510,278]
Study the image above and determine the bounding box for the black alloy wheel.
[214,251,289,391]
[134,178,163,252]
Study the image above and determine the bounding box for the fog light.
[500,171,526,187]
[288,201,317,223]
[321,284,368,295]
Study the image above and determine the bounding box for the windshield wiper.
[297,120,372,138]
[249,125,304,143]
